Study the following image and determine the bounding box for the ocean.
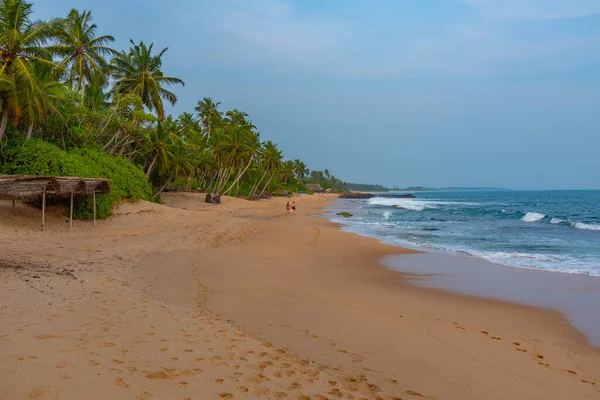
[327,190,600,277]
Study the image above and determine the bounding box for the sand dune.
[1,193,599,399]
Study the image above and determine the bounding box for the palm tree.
[251,140,282,197]
[51,9,117,97]
[21,62,64,139]
[84,71,109,111]
[111,40,184,120]
[0,0,59,140]
[142,118,176,178]
[224,130,260,195]
[195,97,221,141]
[177,112,200,142]
[293,159,308,179]
[224,109,255,131]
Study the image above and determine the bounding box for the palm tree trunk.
[224,153,255,195]
[259,174,274,197]
[216,167,234,194]
[26,123,34,140]
[0,108,9,141]
[250,169,268,197]
[146,152,159,178]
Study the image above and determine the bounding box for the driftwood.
[205,193,222,204]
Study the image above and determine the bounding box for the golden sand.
[0,193,598,399]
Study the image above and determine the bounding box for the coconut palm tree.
[252,140,282,197]
[224,130,260,195]
[224,109,255,131]
[177,111,200,143]
[195,97,221,141]
[142,118,176,178]
[84,71,109,111]
[0,0,59,140]
[111,40,184,120]
[293,159,308,179]
[20,62,64,139]
[51,9,117,97]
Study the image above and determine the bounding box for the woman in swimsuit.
[291,201,296,214]
[286,201,291,214]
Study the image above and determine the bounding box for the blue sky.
[37,0,600,189]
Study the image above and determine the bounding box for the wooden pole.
[93,191,96,226]
[41,187,46,231]
[69,191,74,229]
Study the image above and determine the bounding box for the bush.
[0,139,153,219]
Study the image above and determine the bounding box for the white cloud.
[464,0,600,19]
[195,0,351,73]
[181,0,600,79]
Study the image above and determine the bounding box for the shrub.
[0,139,153,219]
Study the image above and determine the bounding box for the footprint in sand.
[18,356,39,361]
[35,334,61,340]
[114,378,130,388]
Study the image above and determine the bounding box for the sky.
[37,0,600,190]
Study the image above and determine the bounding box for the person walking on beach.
[291,201,296,215]
[286,201,291,214]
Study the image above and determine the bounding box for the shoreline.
[322,199,600,347]
[1,194,599,399]
[195,195,600,399]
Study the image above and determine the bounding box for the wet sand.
[384,252,600,347]
[0,193,599,399]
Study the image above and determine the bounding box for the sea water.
[327,190,600,277]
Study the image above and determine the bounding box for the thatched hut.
[0,175,110,230]
[306,184,323,193]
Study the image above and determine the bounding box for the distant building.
[306,184,323,193]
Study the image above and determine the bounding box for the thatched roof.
[0,175,110,201]
[306,184,323,192]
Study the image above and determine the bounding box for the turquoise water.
[327,190,600,277]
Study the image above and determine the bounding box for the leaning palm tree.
[20,62,65,139]
[0,0,59,140]
[51,9,117,97]
[195,97,221,141]
[111,40,184,120]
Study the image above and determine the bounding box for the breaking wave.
[521,212,546,222]
[573,222,600,231]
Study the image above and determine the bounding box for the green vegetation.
[336,212,353,218]
[346,183,391,192]
[0,139,153,218]
[0,0,388,220]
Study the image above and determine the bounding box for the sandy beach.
[1,193,599,400]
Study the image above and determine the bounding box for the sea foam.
[572,222,600,231]
[521,212,546,222]
[367,197,431,211]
